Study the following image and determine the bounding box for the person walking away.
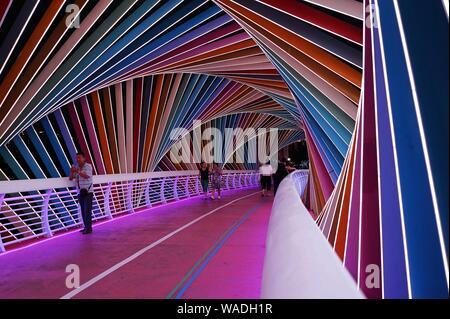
[211,163,223,199]
[199,162,210,199]
[273,158,288,195]
[259,161,273,197]
[285,160,296,173]
[69,151,94,234]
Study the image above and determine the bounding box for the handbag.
[77,174,92,197]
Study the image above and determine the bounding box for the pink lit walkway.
[0,189,273,299]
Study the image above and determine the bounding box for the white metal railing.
[0,170,259,253]
[261,170,363,299]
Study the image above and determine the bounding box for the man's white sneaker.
[211,195,215,199]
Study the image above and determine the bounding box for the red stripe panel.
[259,0,363,45]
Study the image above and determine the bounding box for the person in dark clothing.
[286,160,296,173]
[199,162,210,199]
[273,158,289,195]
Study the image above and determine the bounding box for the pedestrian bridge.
[0,170,328,298]
[0,170,363,299]
[0,0,447,299]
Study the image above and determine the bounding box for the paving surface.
[0,189,273,299]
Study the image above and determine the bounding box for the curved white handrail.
[261,171,364,299]
[0,170,254,193]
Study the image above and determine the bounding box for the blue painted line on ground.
[175,201,265,299]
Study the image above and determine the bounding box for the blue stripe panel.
[25,127,59,178]
[396,0,449,265]
[40,117,70,173]
[53,109,77,163]
[378,0,448,298]
[373,17,408,298]
[0,147,28,179]
[12,137,44,178]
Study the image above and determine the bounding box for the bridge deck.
[0,189,273,299]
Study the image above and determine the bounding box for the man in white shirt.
[259,161,273,197]
[69,151,94,234]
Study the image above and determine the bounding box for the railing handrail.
[290,169,308,174]
[0,170,260,252]
[0,170,256,193]
[261,170,363,299]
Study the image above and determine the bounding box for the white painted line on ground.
[61,190,261,299]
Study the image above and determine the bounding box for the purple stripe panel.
[373,16,408,298]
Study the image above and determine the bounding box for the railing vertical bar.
[0,193,5,252]
[104,182,113,219]
[126,181,134,213]
[145,178,152,208]
[173,176,179,201]
[195,176,199,194]
[160,178,166,204]
[185,176,190,198]
[77,192,83,226]
[41,189,53,238]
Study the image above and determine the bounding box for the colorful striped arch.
[0,0,448,298]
